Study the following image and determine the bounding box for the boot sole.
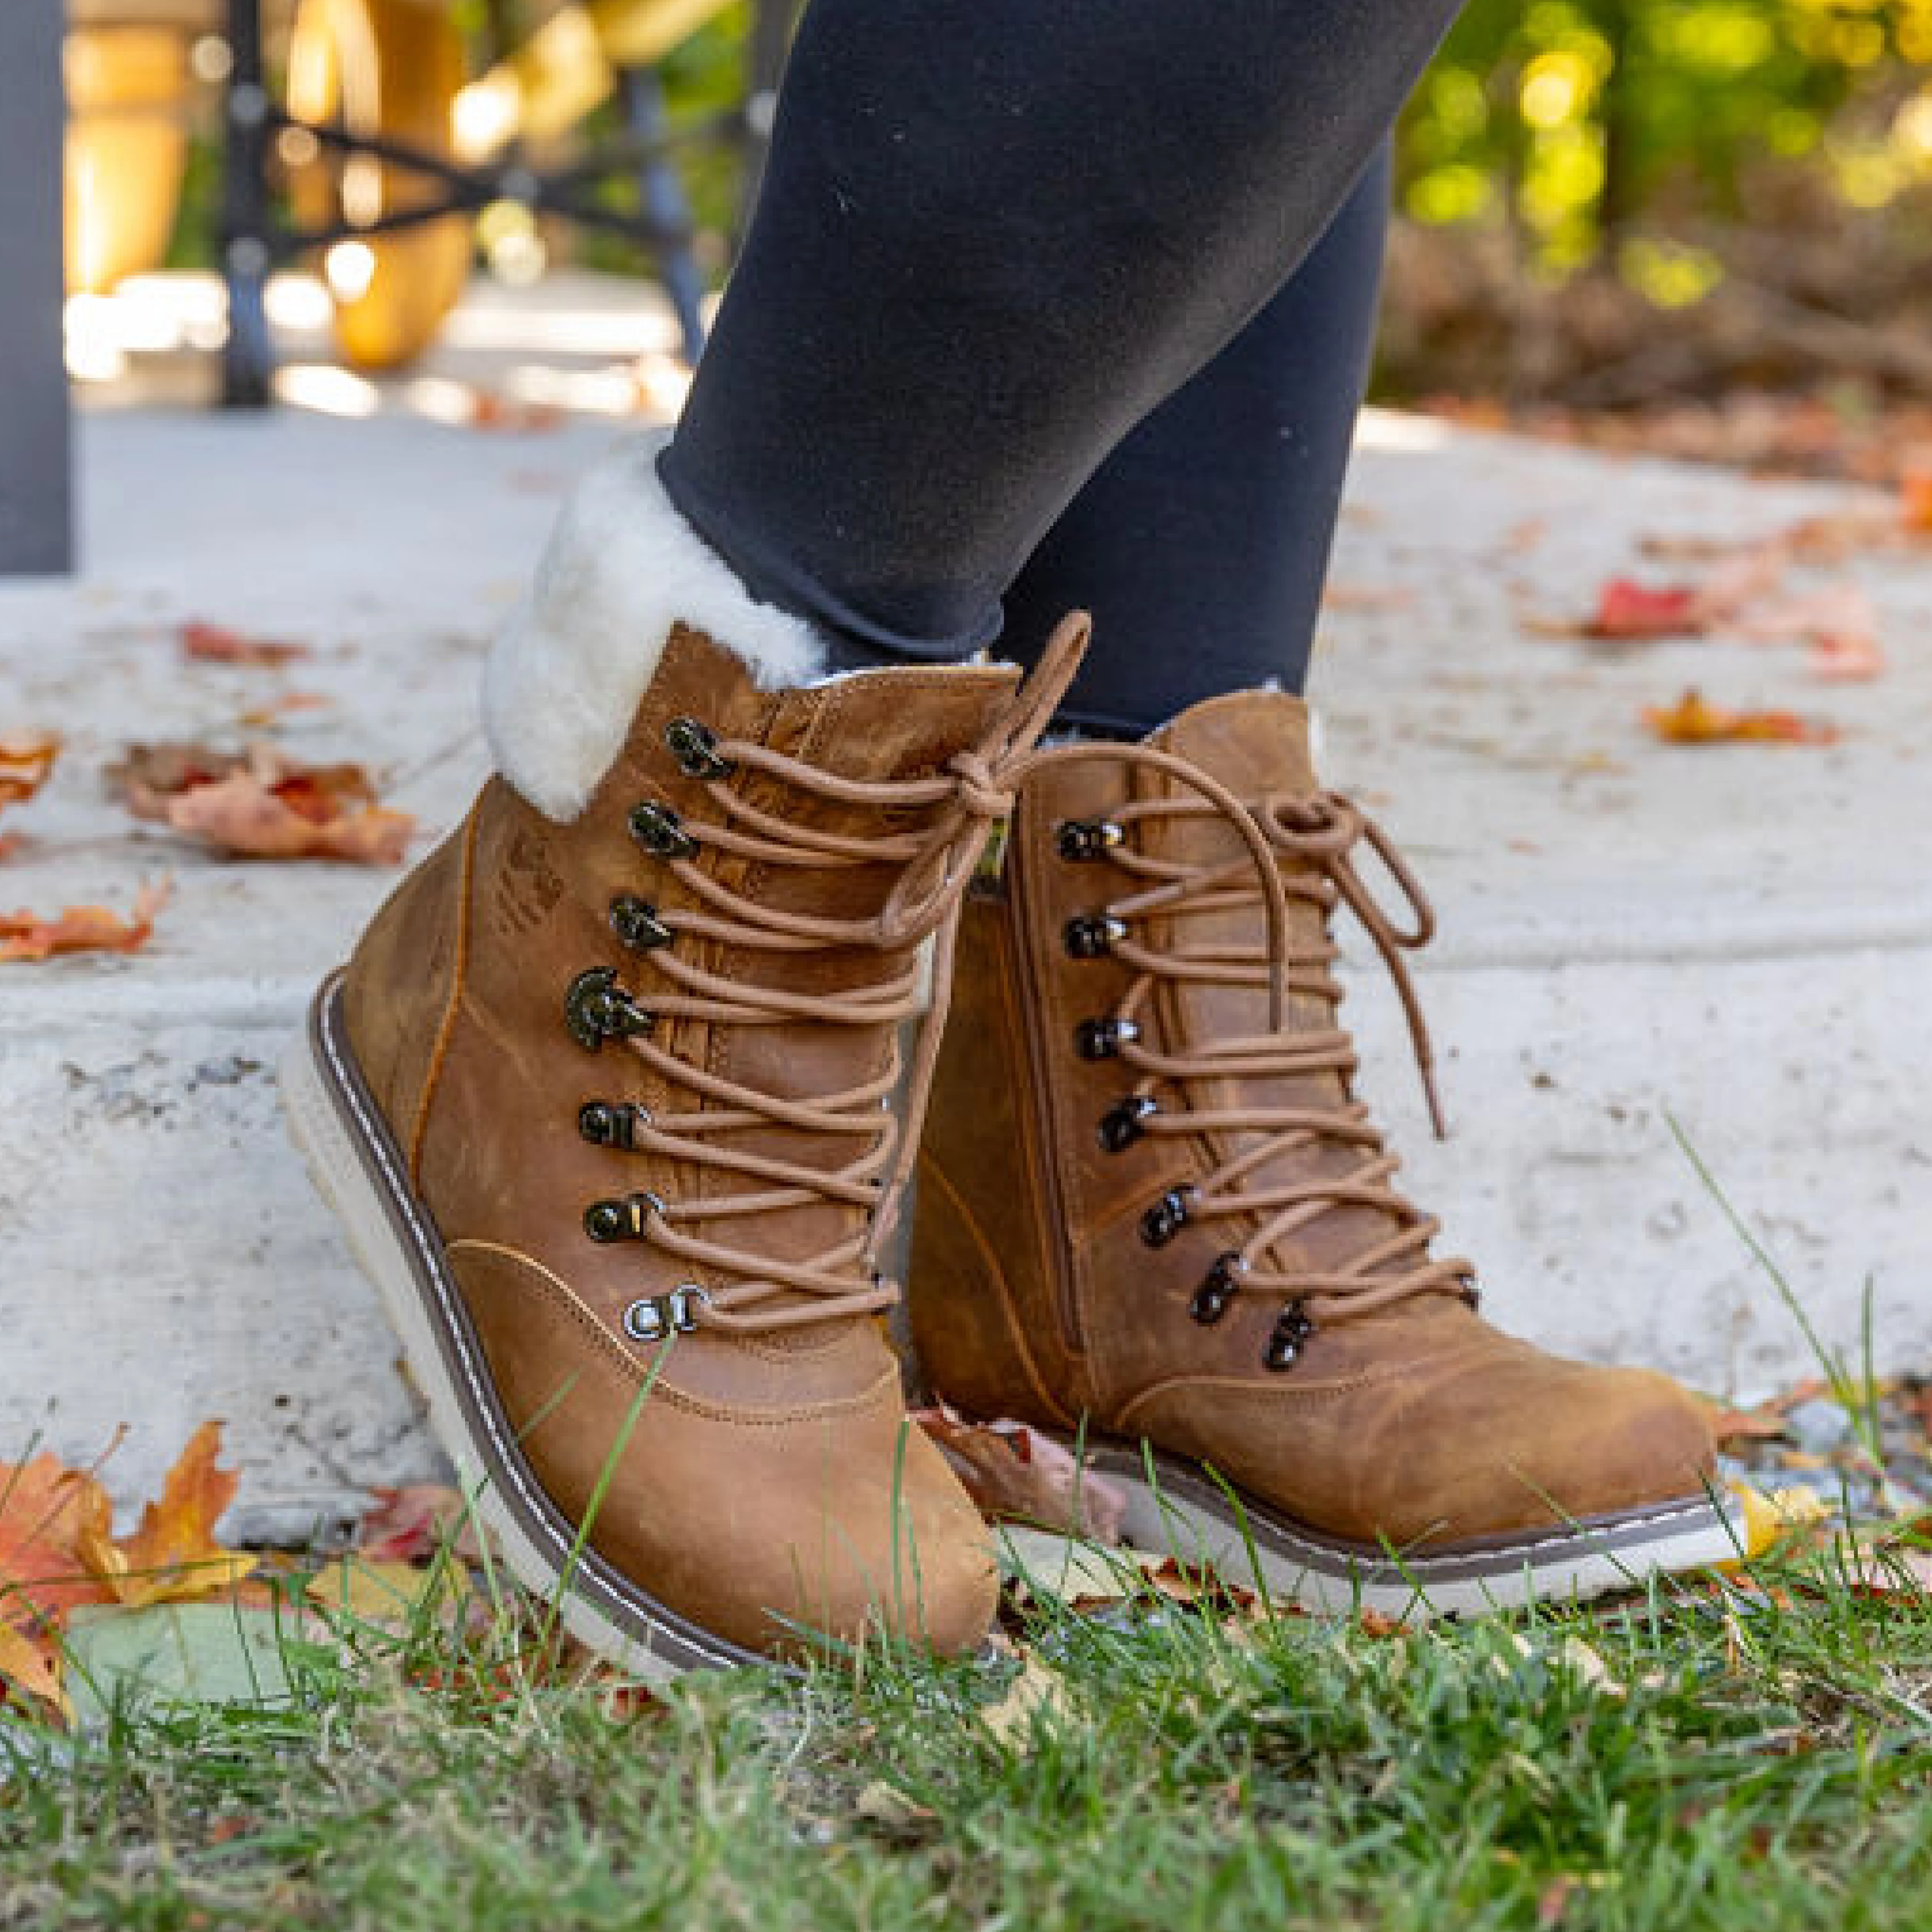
[279,972,761,1681]
[1065,1436,1749,1619]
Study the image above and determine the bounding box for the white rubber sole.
[1079,1440,1751,1620]
[279,978,751,1682]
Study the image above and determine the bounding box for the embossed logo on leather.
[492,826,566,937]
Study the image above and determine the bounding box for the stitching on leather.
[447,1238,900,1426]
[407,806,481,1186]
[914,1155,1074,1429]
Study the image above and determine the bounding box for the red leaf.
[1588,577,1703,640]
[181,621,311,667]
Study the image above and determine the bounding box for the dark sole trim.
[1061,1436,1749,1618]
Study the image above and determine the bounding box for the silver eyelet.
[622,1283,711,1342]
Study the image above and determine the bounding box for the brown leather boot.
[282,440,1086,1673]
[910,688,1744,1615]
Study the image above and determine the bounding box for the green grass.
[5,1544,1932,1932]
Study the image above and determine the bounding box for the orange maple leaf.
[0,733,60,812]
[1643,689,1840,746]
[0,1621,66,1709]
[105,1420,257,1609]
[0,881,170,962]
[0,1424,260,1709]
[0,1452,119,1652]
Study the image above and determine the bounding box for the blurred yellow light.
[1895,91,1932,158]
[1521,50,1597,130]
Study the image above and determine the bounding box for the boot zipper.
[1002,833,1087,1362]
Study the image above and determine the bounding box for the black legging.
[661,1,1455,730]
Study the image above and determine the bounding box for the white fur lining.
[484,430,827,821]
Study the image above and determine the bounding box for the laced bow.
[1028,743,1478,1331]
[592,617,1089,1337]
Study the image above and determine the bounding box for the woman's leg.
[1000,148,1391,735]
[660,0,1459,665]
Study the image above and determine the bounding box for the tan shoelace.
[1030,744,1478,1331]
[597,616,1089,1336]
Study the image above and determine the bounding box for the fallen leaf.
[1806,628,1886,682]
[1764,1486,1834,1531]
[978,1653,1070,1749]
[356,1483,480,1564]
[1901,462,1932,533]
[854,1780,936,1832]
[62,1602,302,1723]
[1707,1404,1790,1448]
[297,1555,465,1633]
[1587,577,1702,640]
[1556,1635,1626,1698]
[180,621,311,667]
[915,1406,1126,1543]
[110,743,414,865]
[466,390,563,433]
[0,882,170,962]
[0,1623,66,1710]
[0,733,60,810]
[998,1526,1142,1607]
[108,1421,255,1609]
[0,1454,118,1631]
[1642,690,1839,746]
[1837,1542,1932,1599]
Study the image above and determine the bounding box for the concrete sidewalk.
[2,395,1927,1529]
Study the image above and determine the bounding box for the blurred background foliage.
[1379,0,1932,409]
[150,0,1932,427]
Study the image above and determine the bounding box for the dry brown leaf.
[0,881,169,961]
[978,1653,1069,1748]
[914,1405,1126,1542]
[180,620,311,666]
[111,742,414,866]
[1707,1404,1790,1448]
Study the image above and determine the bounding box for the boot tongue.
[1137,690,1420,1294]
[690,652,1020,1333]
[1143,689,1330,1037]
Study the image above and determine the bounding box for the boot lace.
[1029,740,1478,1360]
[575,618,1088,1341]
